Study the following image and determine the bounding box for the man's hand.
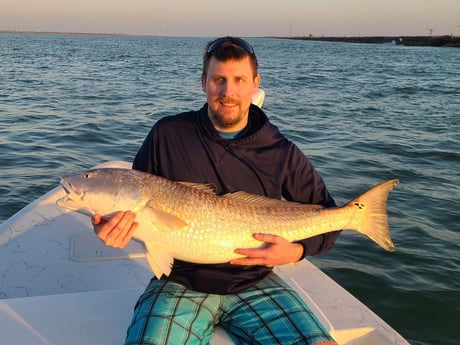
[230,233,304,267]
[92,211,139,248]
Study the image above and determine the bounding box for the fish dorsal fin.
[221,191,322,209]
[144,200,188,231]
[178,182,217,194]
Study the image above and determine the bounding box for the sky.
[1,0,459,37]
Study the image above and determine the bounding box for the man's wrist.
[293,242,306,262]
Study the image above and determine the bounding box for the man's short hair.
[202,36,258,79]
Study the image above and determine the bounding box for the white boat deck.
[0,161,409,345]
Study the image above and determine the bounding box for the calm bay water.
[0,34,459,345]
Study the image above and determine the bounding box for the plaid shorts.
[125,272,337,345]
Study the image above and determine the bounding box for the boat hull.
[0,161,409,345]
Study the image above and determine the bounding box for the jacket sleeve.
[132,124,159,174]
[282,144,341,257]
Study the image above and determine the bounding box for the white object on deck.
[0,160,409,345]
[251,88,265,108]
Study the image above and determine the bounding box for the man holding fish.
[93,37,341,345]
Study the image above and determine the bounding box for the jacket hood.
[198,104,286,149]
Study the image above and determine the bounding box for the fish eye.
[84,173,90,179]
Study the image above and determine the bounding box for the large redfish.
[57,168,398,278]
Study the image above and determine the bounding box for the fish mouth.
[60,179,71,194]
[57,179,85,210]
[59,179,83,199]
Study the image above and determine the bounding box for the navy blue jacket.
[133,104,340,294]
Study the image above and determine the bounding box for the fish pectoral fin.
[143,243,173,278]
[144,201,188,231]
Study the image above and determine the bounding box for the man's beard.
[209,97,248,129]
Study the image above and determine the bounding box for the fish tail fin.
[346,179,399,251]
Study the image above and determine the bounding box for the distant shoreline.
[0,30,133,37]
[273,35,460,48]
[1,30,459,47]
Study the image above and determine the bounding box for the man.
[93,36,340,345]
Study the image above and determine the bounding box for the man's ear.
[253,73,261,91]
[201,75,206,93]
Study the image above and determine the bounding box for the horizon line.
[1,29,456,39]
